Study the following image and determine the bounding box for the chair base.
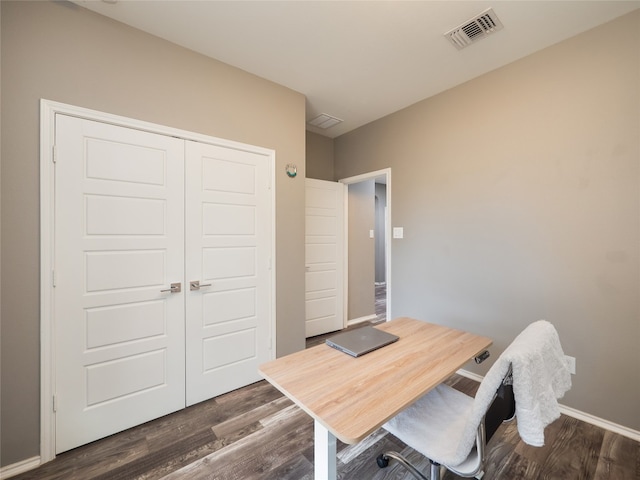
[377,451,485,480]
[376,451,440,480]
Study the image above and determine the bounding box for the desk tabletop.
[259,317,492,444]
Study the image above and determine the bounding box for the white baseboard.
[556,403,640,442]
[0,456,41,479]
[456,369,640,442]
[347,314,378,326]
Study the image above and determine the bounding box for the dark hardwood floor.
[375,282,386,323]
[12,324,639,480]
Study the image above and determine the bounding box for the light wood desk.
[259,317,492,479]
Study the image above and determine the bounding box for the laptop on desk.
[326,326,399,357]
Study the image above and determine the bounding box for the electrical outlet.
[565,355,576,375]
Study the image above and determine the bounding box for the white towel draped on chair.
[495,320,572,446]
[383,320,572,469]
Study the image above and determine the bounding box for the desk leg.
[314,420,337,480]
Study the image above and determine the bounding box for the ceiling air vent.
[307,113,343,129]
[445,8,504,50]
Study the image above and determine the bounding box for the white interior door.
[185,141,273,406]
[54,115,185,453]
[305,179,345,337]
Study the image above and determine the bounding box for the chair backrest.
[477,320,571,448]
[452,358,514,465]
[484,365,515,443]
[454,321,570,463]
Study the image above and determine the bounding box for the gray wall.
[1,1,305,466]
[305,130,334,181]
[335,10,640,431]
[347,180,376,320]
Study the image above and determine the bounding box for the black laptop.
[325,326,399,357]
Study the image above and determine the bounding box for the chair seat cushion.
[383,384,476,467]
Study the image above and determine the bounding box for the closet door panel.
[185,141,272,406]
[54,115,185,453]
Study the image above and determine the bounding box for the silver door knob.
[161,282,181,293]
[190,280,212,291]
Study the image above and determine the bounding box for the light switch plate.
[393,227,404,239]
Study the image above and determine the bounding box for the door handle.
[190,280,212,291]
[161,282,181,293]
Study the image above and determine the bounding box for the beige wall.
[335,10,640,431]
[305,131,334,181]
[347,180,376,320]
[0,1,305,466]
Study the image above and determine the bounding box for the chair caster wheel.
[376,454,390,468]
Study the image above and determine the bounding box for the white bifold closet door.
[53,114,272,453]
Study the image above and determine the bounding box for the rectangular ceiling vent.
[307,113,343,129]
[444,8,504,50]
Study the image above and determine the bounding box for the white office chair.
[376,320,571,480]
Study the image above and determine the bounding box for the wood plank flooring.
[12,326,639,480]
[375,282,387,323]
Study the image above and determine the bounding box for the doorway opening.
[340,168,391,326]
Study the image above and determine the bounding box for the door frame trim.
[39,99,277,462]
[339,168,392,325]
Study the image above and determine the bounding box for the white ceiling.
[75,1,639,138]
